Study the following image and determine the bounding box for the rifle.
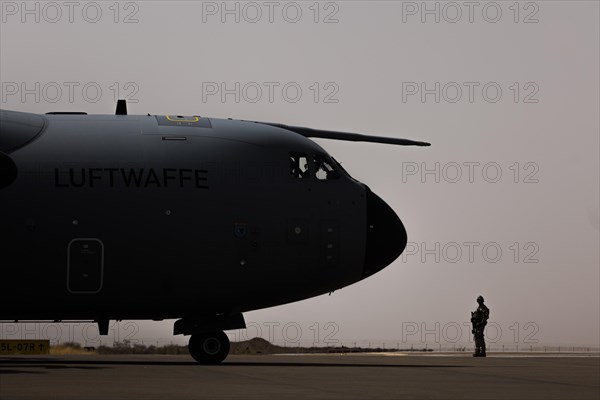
[470,311,477,334]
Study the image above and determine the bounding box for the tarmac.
[1,353,599,400]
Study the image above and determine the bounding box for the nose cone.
[363,189,407,278]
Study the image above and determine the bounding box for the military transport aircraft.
[0,101,430,363]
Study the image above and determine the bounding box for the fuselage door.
[67,239,104,293]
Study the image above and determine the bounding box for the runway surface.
[1,353,599,399]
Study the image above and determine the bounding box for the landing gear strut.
[188,331,230,364]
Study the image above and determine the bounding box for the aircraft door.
[67,239,104,293]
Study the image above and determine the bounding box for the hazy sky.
[1,1,598,348]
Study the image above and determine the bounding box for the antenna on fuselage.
[116,99,127,115]
[255,122,431,147]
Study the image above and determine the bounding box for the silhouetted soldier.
[471,295,490,357]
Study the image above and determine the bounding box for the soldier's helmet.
[477,295,484,302]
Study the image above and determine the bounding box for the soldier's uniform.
[472,295,490,357]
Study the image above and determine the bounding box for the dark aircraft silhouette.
[0,101,430,363]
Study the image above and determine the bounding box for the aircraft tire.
[188,331,230,364]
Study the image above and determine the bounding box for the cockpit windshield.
[290,152,310,179]
[289,152,341,181]
[314,154,340,180]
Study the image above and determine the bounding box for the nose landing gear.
[188,331,230,364]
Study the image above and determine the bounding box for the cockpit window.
[290,152,310,179]
[314,154,340,180]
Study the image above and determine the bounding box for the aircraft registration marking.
[0,340,50,355]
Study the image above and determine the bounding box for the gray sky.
[1,1,598,348]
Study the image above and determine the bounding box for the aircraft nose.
[363,188,407,278]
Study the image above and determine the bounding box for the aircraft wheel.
[188,331,230,364]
